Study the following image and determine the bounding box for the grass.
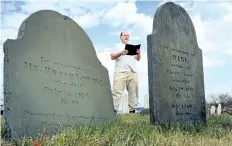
[1,114,232,146]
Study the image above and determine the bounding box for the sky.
[1,0,232,108]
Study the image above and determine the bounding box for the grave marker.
[217,104,222,115]
[147,2,206,125]
[210,106,216,115]
[144,95,149,109]
[3,10,116,139]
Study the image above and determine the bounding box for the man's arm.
[135,49,141,61]
[135,54,141,61]
[111,52,122,60]
[111,50,128,60]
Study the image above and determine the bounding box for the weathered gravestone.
[3,10,116,139]
[217,104,221,115]
[210,105,216,115]
[147,2,206,125]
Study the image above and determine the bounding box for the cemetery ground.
[1,113,232,146]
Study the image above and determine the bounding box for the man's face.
[120,32,130,44]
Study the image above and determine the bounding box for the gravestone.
[217,104,221,115]
[3,10,116,139]
[147,2,206,125]
[144,95,149,109]
[122,91,129,114]
[210,106,216,115]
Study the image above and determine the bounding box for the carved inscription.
[172,104,196,116]
[23,57,100,109]
[53,80,83,88]
[160,42,197,117]
[25,59,102,84]
[166,70,194,77]
[172,79,190,84]
[44,87,91,98]
[171,64,191,70]
[172,54,188,63]
[172,104,194,109]
[176,112,194,117]
[4,91,12,103]
[36,24,57,35]
[169,86,194,92]
[61,98,79,105]
[41,122,74,127]
[24,110,107,121]
[175,94,191,99]
[161,44,195,56]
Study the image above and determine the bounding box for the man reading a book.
[110,32,141,113]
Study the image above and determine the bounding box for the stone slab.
[3,10,116,139]
[147,2,206,125]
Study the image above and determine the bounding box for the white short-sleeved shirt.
[111,43,137,73]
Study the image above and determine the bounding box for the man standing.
[110,32,141,113]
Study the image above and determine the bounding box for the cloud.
[2,0,126,30]
[103,2,153,40]
[1,1,18,12]
[19,0,116,15]
[20,1,61,14]
[71,9,106,29]
[185,1,232,58]
[103,2,138,27]
[0,28,19,44]
[203,56,225,68]
[96,51,115,82]
[1,12,28,29]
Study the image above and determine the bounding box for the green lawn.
[1,114,232,146]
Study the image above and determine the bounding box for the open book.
[124,44,141,55]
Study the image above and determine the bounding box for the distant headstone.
[147,2,206,125]
[217,104,221,115]
[210,106,216,115]
[122,91,129,113]
[144,95,149,109]
[3,10,115,139]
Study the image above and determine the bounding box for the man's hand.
[135,49,141,61]
[120,50,128,55]
[111,50,128,60]
[136,49,141,55]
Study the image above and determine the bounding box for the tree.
[210,93,232,106]
[209,93,232,115]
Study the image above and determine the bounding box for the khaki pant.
[112,72,139,112]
